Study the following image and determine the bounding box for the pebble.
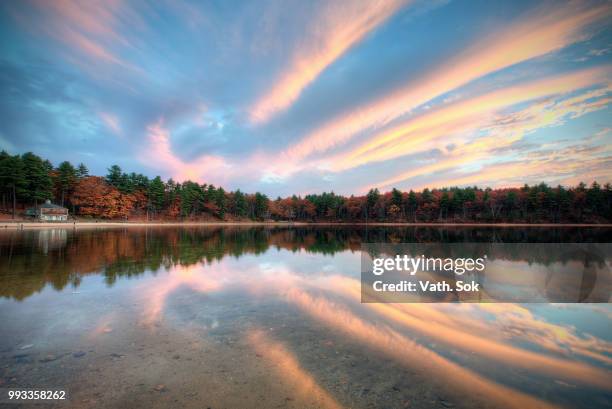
[153,384,166,392]
[439,399,454,408]
[39,354,59,363]
[73,351,86,358]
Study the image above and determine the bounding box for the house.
[26,200,69,221]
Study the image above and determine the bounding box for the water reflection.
[1,226,611,301]
[0,226,610,409]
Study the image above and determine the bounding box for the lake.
[0,226,611,409]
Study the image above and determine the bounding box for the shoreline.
[1,221,611,229]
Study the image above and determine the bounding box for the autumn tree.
[72,176,134,219]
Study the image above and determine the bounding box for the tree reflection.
[0,226,610,300]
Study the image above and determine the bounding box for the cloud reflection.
[247,329,343,409]
[129,247,611,407]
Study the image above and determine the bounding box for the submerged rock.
[39,354,59,363]
[439,398,454,408]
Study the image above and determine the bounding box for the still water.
[0,226,610,409]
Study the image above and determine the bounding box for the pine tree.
[148,176,165,215]
[106,165,123,188]
[366,188,380,221]
[407,190,417,222]
[391,187,403,218]
[233,189,247,217]
[55,161,77,207]
[0,152,27,218]
[21,152,53,206]
[76,163,89,179]
[254,192,269,220]
[216,187,226,219]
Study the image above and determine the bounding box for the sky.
[0,0,611,197]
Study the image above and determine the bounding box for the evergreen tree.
[440,191,450,219]
[55,161,77,207]
[180,181,203,217]
[254,192,269,220]
[0,152,26,218]
[76,163,89,179]
[233,189,247,217]
[407,190,418,222]
[106,165,123,188]
[391,188,403,208]
[216,187,226,218]
[148,176,165,214]
[21,152,53,206]
[366,188,380,220]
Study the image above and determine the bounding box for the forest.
[0,150,610,223]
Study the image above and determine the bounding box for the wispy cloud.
[284,2,611,162]
[144,121,232,185]
[10,0,142,77]
[2,1,610,195]
[364,89,611,191]
[248,0,409,124]
[331,66,611,187]
[98,111,122,135]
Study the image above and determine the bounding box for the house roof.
[40,202,66,209]
[27,200,68,211]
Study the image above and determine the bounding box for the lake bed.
[0,226,610,408]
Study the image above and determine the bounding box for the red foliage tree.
[72,176,134,219]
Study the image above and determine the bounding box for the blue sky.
[0,0,610,196]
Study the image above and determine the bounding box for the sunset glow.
[1,0,610,195]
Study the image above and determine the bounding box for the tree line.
[0,150,610,223]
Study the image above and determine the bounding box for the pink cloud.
[284,2,611,162]
[144,121,232,185]
[248,0,409,124]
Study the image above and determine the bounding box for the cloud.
[143,121,233,184]
[338,67,612,190]
[248,0,409,124]
[284,2,611,162]
[8,0,143,80]
[405,152,611,191]
[98,111,121,135]
[332,66,610,172]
